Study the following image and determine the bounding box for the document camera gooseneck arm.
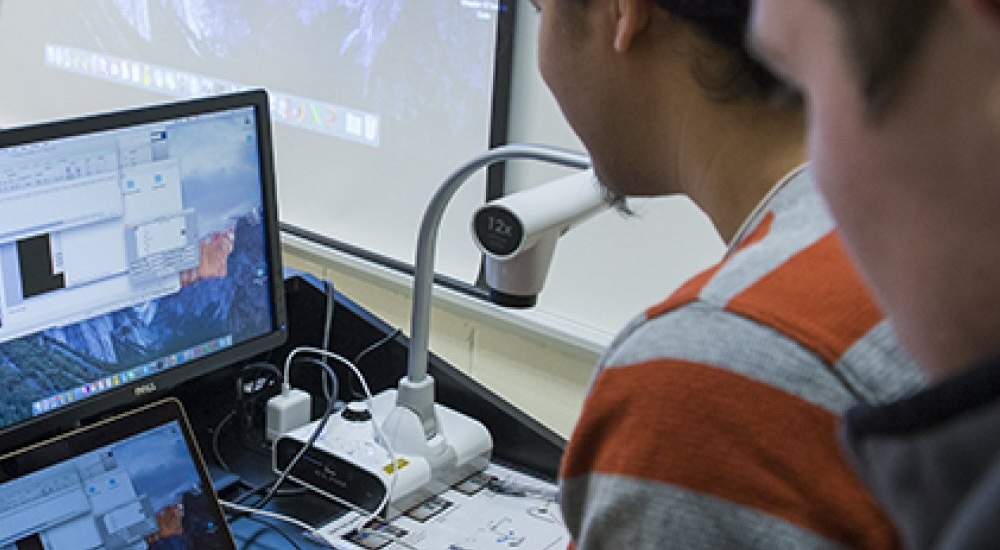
[398,144,592,440]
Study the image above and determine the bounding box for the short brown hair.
[655,0,787,102]
[820,0,944,117]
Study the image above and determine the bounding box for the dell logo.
[134,382,158,396]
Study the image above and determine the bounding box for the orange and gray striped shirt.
[559,169,924,549]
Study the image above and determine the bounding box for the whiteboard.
[0,0,726,345]
[0,0,509,282]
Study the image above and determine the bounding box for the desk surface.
[221,461,566,550]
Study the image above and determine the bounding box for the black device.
[0,90,287,453]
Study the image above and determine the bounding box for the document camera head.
[471,169,606,307]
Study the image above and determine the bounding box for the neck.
[676,102,806,243]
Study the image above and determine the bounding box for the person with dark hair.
[749,0,1000,548]
[528,0,924,547]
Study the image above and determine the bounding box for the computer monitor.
[0,90,287,453]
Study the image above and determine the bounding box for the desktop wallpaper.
[114,422,231,548]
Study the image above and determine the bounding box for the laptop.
[0,398,235,549]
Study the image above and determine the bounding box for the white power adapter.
[265,387,312,442]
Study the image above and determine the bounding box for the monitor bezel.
[0,90,288,454]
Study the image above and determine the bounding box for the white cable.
[321,279,335,400]
[283,345,399,531]
[226,472,416,550]
[220,499,324,541]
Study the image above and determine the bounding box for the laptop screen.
[0,399,234,549]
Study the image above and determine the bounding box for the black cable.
[212,410,236,472]
[252,400,336,511]
[354,329,401,366]
[233,477,310,507]
[234,479,274,507]
[347,329,402,399]
[253,358,341,510]
[212,361,283,472]
[291,356,339,408]
[236,516,305,550]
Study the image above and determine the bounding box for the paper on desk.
[313,463,569,550]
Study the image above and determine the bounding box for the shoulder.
[601,170,922,405]
[647,170,842,320]
[600,302,862,413]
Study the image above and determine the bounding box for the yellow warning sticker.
[383,458,410,474]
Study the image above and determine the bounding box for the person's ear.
[613,0,652,53]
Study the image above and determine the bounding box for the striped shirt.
[559,170,924,549]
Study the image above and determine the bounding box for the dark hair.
[654,0,788,103]
[820,0,943,118]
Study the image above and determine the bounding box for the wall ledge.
[280,232,608,366]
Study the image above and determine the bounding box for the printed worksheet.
[313,464,568,550]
